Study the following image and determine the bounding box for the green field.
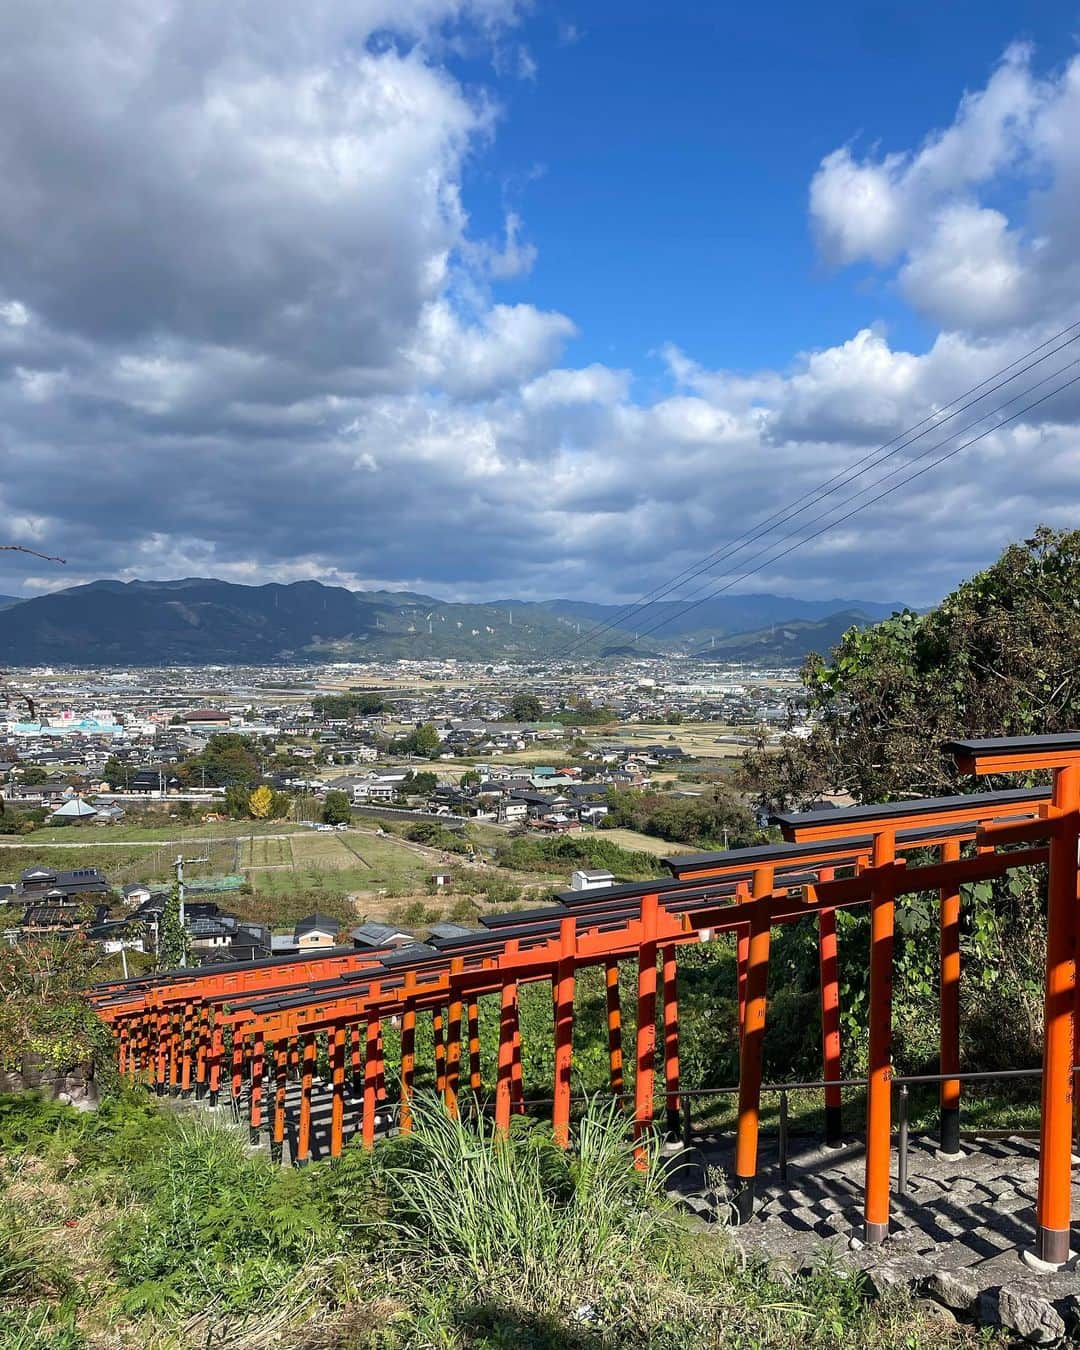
[239,834,295,868]
[247,828,432,899]
[18,819,296,847]
[579,826,683,859]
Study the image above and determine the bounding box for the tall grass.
[373,1094,676,1309]
[1,1091,986,1349]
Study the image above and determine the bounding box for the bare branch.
[0,544,66,564]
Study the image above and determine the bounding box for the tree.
[405,770,437,795]
[185,733,260,788]
[397,722,441,758]
[459,769,481,789]
[248,785,273,818]
[102,756,131,790]
[19,764,48,786]
[322,789,352,825]
[740,527,1080,811]
[157,882,190,970]
[509,693,543,722]
[313,691,386,718]
[603,784,758,849]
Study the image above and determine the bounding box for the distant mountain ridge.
[0,576,904,665]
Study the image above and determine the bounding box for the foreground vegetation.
[0,1091,983,1349]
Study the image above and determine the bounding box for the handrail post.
[897,1084,909,1195]
[778,1089,788,1182]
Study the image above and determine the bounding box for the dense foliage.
[731,528,1073,1091]
[603,783,760,849]
[740,526,1080,810]
[313,691,387,717]
[0,938,116,1088]
[180,733,263,789]
[322,789,353,825]
[393,722,442,758]
[494,833,659,880]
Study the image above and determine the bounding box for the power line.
[633,351,1080,630]
[553,319,1080,659]
[629,364,1080,645]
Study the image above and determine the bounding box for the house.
[92,802,126,823]
[182,901,271,962]
[130,769,181,794]
[19,866,110,900]
[426,922,473,941]
[87,916,146,954]
[431,871,453,888]
[578,804,609,824]
[48,796,99,823]
[196,920,271,964]
[570,868,614,892]
[294,913,343,948]
[350,921,413,949]
[20,899,109,934]
[122,883,153,908]
[179,710,232,732]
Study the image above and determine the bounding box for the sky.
[2,1,1080,610]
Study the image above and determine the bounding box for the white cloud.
[522,365,629,408]
[0,24,1077,610]
[808,43,1080,333]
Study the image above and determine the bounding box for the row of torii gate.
[92,734,1080,1267]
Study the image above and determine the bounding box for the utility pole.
[174,851,209,968]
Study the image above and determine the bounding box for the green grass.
[580,825,683,857]
[0,1091,984,1349]
[0,843,156,881]
[22,819,296,846]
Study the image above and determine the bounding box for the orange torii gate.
[91,733,1080,1265]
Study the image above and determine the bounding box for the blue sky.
[456,2,1078,377]
[0,0,1079,608]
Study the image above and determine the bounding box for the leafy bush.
[0,938,118,1091]
[109,1118,329,1315]
[405,820,470,853]
[494,834,657,880]
[603,784,760,850]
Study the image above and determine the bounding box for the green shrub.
[109,1117,329,1316]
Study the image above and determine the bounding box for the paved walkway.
[667,1127,1080,1336]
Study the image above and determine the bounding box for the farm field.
[20,819,296,847]
[0,843,160,882]
[246,828,433,898]
[579,827,684,859]
[600,721,748,761]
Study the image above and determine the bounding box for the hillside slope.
[0,577,900,664]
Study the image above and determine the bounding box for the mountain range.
[0,577,903,665]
